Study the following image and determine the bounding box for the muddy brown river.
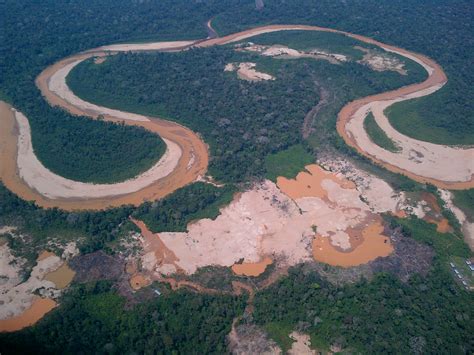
[1,24,471,212]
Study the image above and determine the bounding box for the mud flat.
[129,274,151,290]
[44,263,76,289]
[231,257,273,277]
[312,219,393,267]
[0,298,57,332]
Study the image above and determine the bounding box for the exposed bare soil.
[0,298,57,332]
[132,164,402,278]
[231,257,273,277]
[0,247,73,332]
[355,46,407,75]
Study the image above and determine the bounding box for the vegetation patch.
[134,182,237,233]
[32,114,167,183]
[453,188,474,222]
[386,88,474,145]
[388,216,469,260]
[0,282,246,354]
[264,144,314,181]
[264,321,295,353]
[363,112,400,152]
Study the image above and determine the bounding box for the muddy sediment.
[312,218,393,267]
[0,298,57,332]
[231,257,273,277]
[44,263,76,289]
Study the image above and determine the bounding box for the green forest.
[68,33,424,182]
[364,112,400,153]
[213,0,474,145]
[1,0,473,353]
[0,281,246,354]
[253,216,473,353]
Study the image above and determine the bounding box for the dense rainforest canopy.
[68,33,425,182]
[1,0,473,353]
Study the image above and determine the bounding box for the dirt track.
[1,24,472,212]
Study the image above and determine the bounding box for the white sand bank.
[15,108,181,199]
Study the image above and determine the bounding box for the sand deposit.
[225,62,275,81]
[355,46,407,74]
[134,164,398,276]
[0,246,74,331]
[345,89,474,183]
[288,332,316,355]
[439,189,474,250]
[238,43,348,64]
[14,107,181,199]
[93,41,195,53]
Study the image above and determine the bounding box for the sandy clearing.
[439,190,474,250]
[239,43,348,64]
[134,164,397,276]
[288,332,316,355]
[94,56,107,64]
[37,250,56,261]
[225,62,275,81]
[0,226,16,235]
[237,62,275,81]
[0,246,63,321]
[355,46,407,75]
[0,246,76,332]
[317,157,406,214]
